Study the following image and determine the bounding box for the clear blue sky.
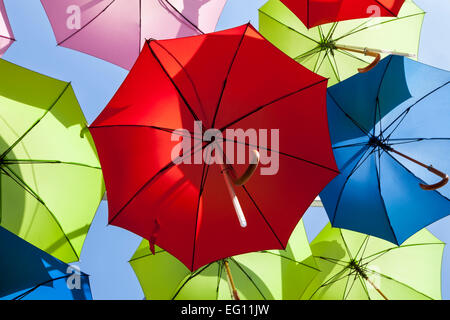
[2,0,449,299]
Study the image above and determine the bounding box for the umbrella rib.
[258,10,320,44]
[108,142,207,225]
[218,137,339,174]
[161,0,205,35]
[330,146,372,224]
[146,40,203,125]
[220,78,328,132]
[150,40,207,118]
[216,260,224,299]
[242,185,285,249]
[334,12,425,42]
[0,82,71,161]
[0,34,15,41]
[366,269,435,300]
[327,91,371,138]
[361,242,445,264]
[229,257,267,300]
[0,165,80,260]
[373,0,398,17]
[89,124,202,141]
[374,56,394,135]
[4,159,101,170]
[261,251,321,272]
[57,0,117,46]
[12,274,80,300]
[335,48,371,65]
[171,263,212,299]
[375,147,399,244]
[384,150,450,202]
[190,161,210,271]
[383,81,450,140]
[211,23,250,128]
[308,268,351,299]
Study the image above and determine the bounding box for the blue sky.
[2,0,449,299]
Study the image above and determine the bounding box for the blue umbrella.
[0,227,92,300]
[321,55,449,245]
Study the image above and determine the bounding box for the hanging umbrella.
[301,223,444,300]
[0,227,92,300]
[320,55,450,245]
[40,0,227,70]
[89,24,339,273]
[130,221,319,300]
[259,0,424,86]
[0,0,14,57]
[0,59,104,263]
[280,0,406,29]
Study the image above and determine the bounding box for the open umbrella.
[302,223,444,300]
[40,0,227,70]
[130,221,319,300]
[90,24,339,272]
[280,0,406,29]
[0,0,14,57]
[0,227,92,300]
[320,55,450,245]
[259,0,424,85]
[0,59,104,263]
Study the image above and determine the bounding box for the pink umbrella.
[40,0,227,70]
[0,0,14,57]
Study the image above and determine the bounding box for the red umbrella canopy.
[90,24,339,271]
[280,0,406,28]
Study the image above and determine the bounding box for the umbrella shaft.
[364,276,389,300]
[336,44,416,57]
[220,164,247,228]
[224,260,240,300]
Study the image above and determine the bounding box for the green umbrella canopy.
[130,221,319,300]
[259,0,424,86]
[302,223,444,300]
[0,59,104,263]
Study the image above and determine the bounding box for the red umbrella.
[90,24,338,271]
[280,0,406,28]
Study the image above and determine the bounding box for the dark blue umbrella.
[0,227,92,300]
[321,55,449,245]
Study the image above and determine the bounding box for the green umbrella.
[301,223,444,300]
[130,221,319,300]
[0,59,104,263]
[259,0,424,86]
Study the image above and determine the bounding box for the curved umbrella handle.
[226,150,260,186]
[357,49,381,73]
[419,166,449,191]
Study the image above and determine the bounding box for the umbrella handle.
[419,166,449,191]
[389,148,449,191]
[335,45,381,73]
[224,260,240,300]
[357,49,381,73]
[225,150,260,186]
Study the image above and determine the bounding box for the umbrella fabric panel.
[40,0,226,70]
[91,24,338,271]
[0,227,92,300]
[280,0,405,28]
[130,221,319,300]
[301,224,444,300]
[259,0,424,86]
[0,59,104,263]
[0,0,13,57]
[321,56,450,245]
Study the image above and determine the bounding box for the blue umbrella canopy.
[321,56,450,245]
[0,227,92,300]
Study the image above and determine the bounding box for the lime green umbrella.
[0,59,104,263]
[301,223,444,300]
[130,221,319,300]
[259,0,424,86]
